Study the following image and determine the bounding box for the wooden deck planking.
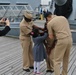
[0,37,76,75]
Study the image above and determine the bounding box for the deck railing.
[0,5,33,18]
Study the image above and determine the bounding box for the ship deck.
[0,36,76,75]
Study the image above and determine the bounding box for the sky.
[41,0,51,5]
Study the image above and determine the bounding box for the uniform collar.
[51,15,57,19]
[47,15,57,25]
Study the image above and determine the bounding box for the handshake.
[0,18,10,26]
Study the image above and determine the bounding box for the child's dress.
[33,33,47,62]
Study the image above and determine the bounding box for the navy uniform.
[47,15,72,75]
[19,11,34,72]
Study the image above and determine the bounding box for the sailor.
[19,11,34,72]
[46,12,72,75]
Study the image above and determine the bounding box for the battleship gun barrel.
[54,0,73,18]
[54,0,67,6]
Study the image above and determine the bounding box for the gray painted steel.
[54,0,67,6]
[0,0,41,10]
[0,20,76,43]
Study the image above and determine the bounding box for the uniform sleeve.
[0,26,11,36]
[47,23,53,35]
[20,26,32,35]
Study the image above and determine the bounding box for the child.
[31,28,47,74]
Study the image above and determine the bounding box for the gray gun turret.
[54,0,73,18]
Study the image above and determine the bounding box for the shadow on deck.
[0,37,76,75]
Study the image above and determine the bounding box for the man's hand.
[49,34,54,39]
[5,19,10,26]
[0,18,6,26]
[0,18,10,26]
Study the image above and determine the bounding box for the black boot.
[46,70,54,73]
